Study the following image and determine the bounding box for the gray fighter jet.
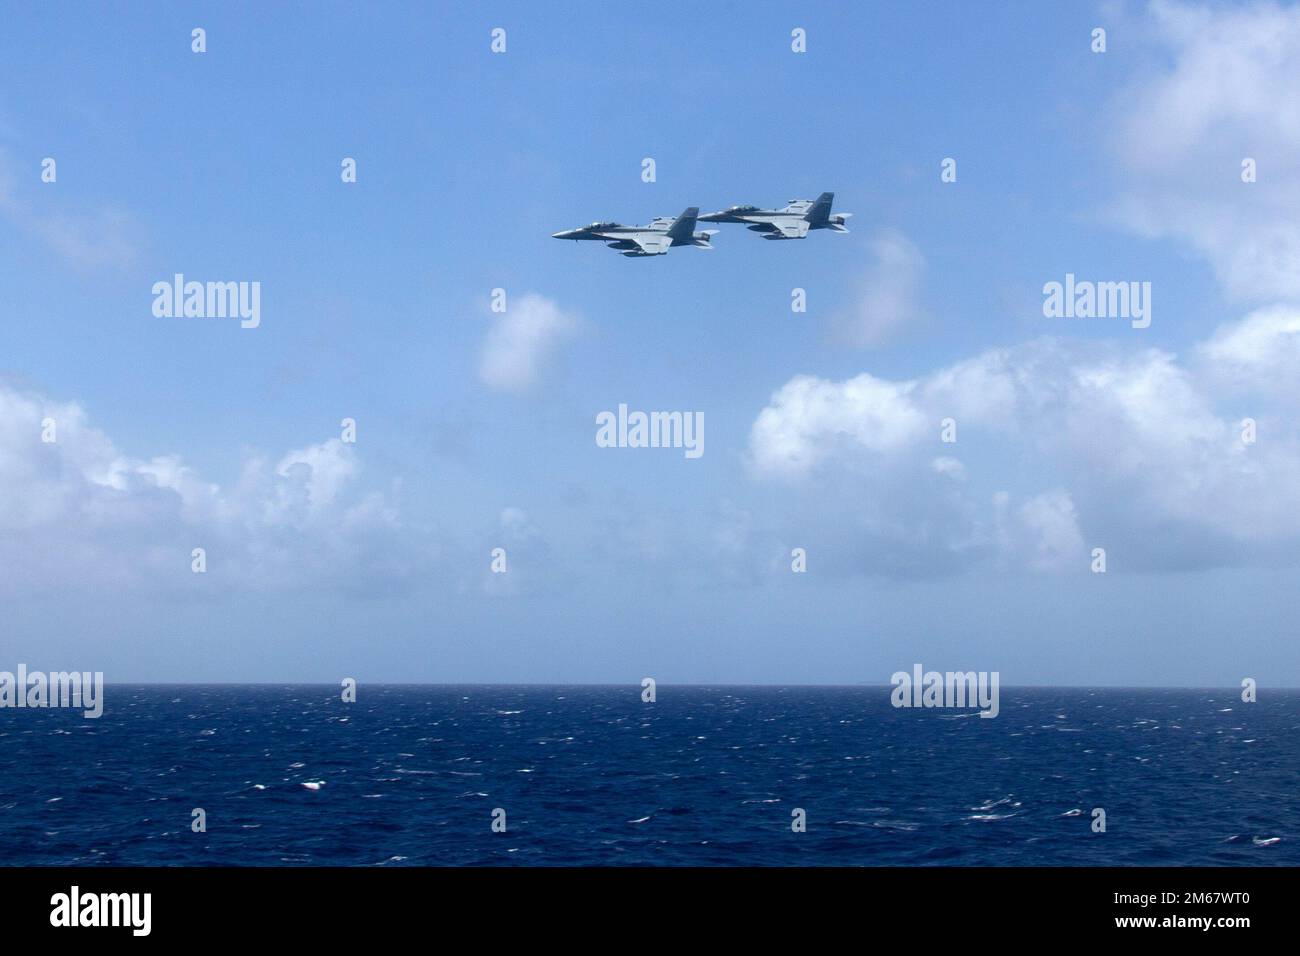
[551,207,717,257]
[699,191,852,240]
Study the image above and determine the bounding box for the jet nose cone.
[551,231,566,239]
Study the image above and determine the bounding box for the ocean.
[1,686,1294,866]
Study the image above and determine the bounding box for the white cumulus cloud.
[832,229,926,348]
[747,307,1300,574]
[1109,0,1300,302]
[478,293,580,392]
[0,381,415,596]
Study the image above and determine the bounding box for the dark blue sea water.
[1,686,1294,866]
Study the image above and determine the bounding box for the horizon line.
[32,681,1296,691]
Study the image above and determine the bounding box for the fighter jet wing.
[628,233,672,255]
[770,220,810,239]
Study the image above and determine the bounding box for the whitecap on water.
[301,780,325,790]
[970,797,1014,812]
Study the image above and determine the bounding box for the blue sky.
[2,1,1299,684]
